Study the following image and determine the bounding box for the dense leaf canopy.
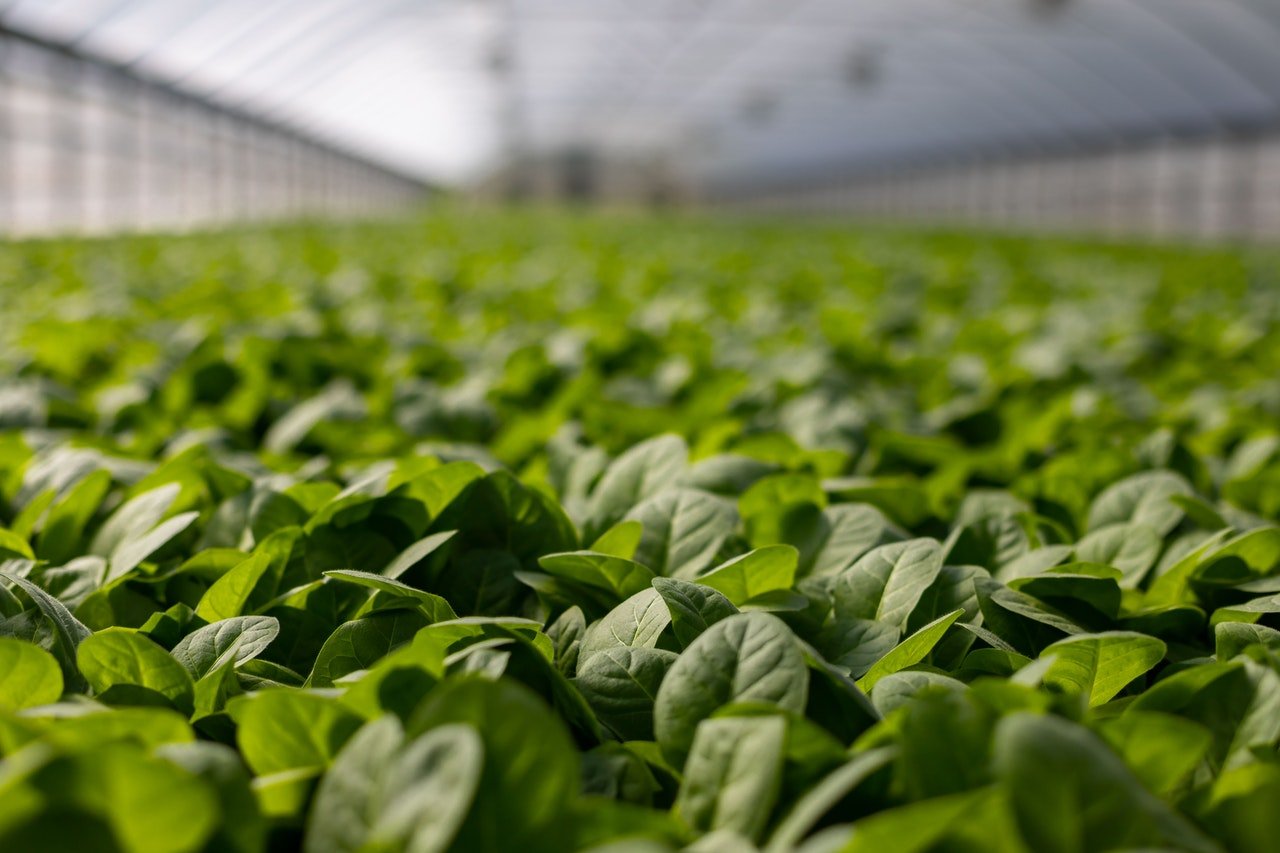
[1,213,1279,851]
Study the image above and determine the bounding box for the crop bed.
[1,213,1279,852]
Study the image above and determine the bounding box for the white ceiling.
[4,0,1280,187]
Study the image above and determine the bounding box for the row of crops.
[1,212,1279,852]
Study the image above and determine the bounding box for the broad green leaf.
[36,468,110,560]
[76,627,195,713]
[408,678,579,853]
[1039,631,1166,707]
[675,715,786,841]
[589,520,645,560]
[170,616,280,679]
[577,588,672,671]
[695,545,798,607]
[380,530,457,580]
[654,612,808,765]
[1086,471,1192,537]
[1216,621,1280,661]
[0,570,92,691]
[652,576,739,648]
[843,788,1015,853]
[538,551,656,602]
[584,434,688,540]
[231,689,364,776]
[305,716,484,853]
[764,747,896,853]
[323,569,457,621]
[0,638,63,710]
[814,615,900,678]
[0,743,219,853]
[0,529,34,561]
[88,483,181,558]
[1074,522,1162,588]
[625,488,738,580]
[309,609,431,687]
[1098,711,1213,798]
[195,552,272,621]
[575,646,677,741]
[832,539,944,631]
[156,741,265,853]
[857,608,963,691]
[106,511,199,583]
[994,712,1218,853]
[803,503,898,578]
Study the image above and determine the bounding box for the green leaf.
[408,677,579,853]
[1099,711,1213,798]
[380,530,457,580]
[538,551,657,602]
[0,571,92,691]
[76,627,195,713]
[195,552,272,621]
[0,637,63,710]
[35,468,112,560]
[88,482,181,558]
[695,545,798,607]
[170,616,280,679]
[652,576,739,648]
[1216,621,1280,661]
[654,612,808,765]
[1039,631,1166,707]
[675,715,786,842]
[803,504,898,578]
[304,716,484,853]
[857,608,963,691]
[106,511,199,583]
[575,646,677,741]
[625,488,737,580]
[584,434,688,540]
[231,689,364,776]
[577,588,672,671]
[589,520,645,560]
[0,743,220,853]
[1086,471,1192,537]
[831,539,944,631]
[322,569,457,621]
[1074,522,1163,588]
[309,609,431,687]
[0,528,34,561]
[764,747,896,853]
[156,741,266,853]
[994,712,1218,853]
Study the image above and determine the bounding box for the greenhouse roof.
[5,0,1280,185]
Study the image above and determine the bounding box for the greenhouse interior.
[2,2,1280,852]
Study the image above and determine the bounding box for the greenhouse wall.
[0,25,428,237]
[724,132,1280,243]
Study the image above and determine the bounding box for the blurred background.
[1,0,1279,240]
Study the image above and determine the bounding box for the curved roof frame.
[4,0,1279,184]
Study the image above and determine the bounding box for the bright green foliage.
[0,213,1278,850]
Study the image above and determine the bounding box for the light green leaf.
[195,552,272,621]
[696,545,798,607]
[857,608,963,691]
[1039,631,1165,707]
[675,716,786,842]
[76,627,195,712]
[0,638,63,710]
[654,612,808,765]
